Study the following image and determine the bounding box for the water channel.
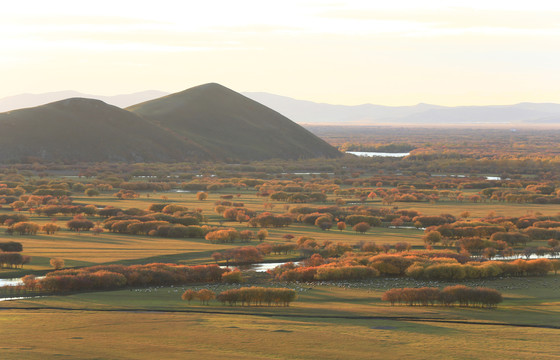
[346,151,410,157]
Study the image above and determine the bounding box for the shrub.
[222,270,244,284]
[0,241,23,252]
[353,222,371,233]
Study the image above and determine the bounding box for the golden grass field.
[2,276,559,360]
[2,309,559,360]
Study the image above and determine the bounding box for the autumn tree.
[92,226,104,235]
[222,246,264,265]
[304,253,325,267]
[114,189,139,199]
[236,212,249,223]
[197,289,215,305]
[551,260,560,275]
[394,242,411,252]
[353,222,370,234]
[239,230,254,242]
[42,223,60,235]
[483,247,497,260]
[423,230,442,245]
[21,274,37,290]
[211,252,223,264]
[8,222,40,235]
[257,229,268,241]
[361,241,378,252]
[314,215,332,231]
[84,188,100,197]
[50,258,65,270]
[337,221,346,231]
[11,201,25,211]
[67,216,95,232]
[205,229,240,243]
[181,289,197,304]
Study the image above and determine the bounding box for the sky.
[2,0,560,106]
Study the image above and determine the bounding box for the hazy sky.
[2,0,560,106]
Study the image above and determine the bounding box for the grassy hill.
[127,83,341,161]
[0,84,340,163]
[0,98,190,163]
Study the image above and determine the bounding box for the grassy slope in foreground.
[1,277,559,360]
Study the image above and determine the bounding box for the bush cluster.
[25,264,227,293]
[270,251,555,282]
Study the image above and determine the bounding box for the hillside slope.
[0,98,191,162]
[127,83,341,160]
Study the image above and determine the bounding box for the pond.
[251,262,301,272]
[0,278,24,287]
[0,277,45,302]
[0,276,45,287]
[281,172,335,175]
[346,151,410,158]
[388,226,425,230]
[432,174,502,181]
[222,261,301,272]
[0,296,39,302]
[490,253,559,261]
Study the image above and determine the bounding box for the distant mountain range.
[243,93,560,126]
[0,84,340,163]
[1,89,559,126]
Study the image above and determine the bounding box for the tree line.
[381,285,503,308]
[215,287,296,306]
